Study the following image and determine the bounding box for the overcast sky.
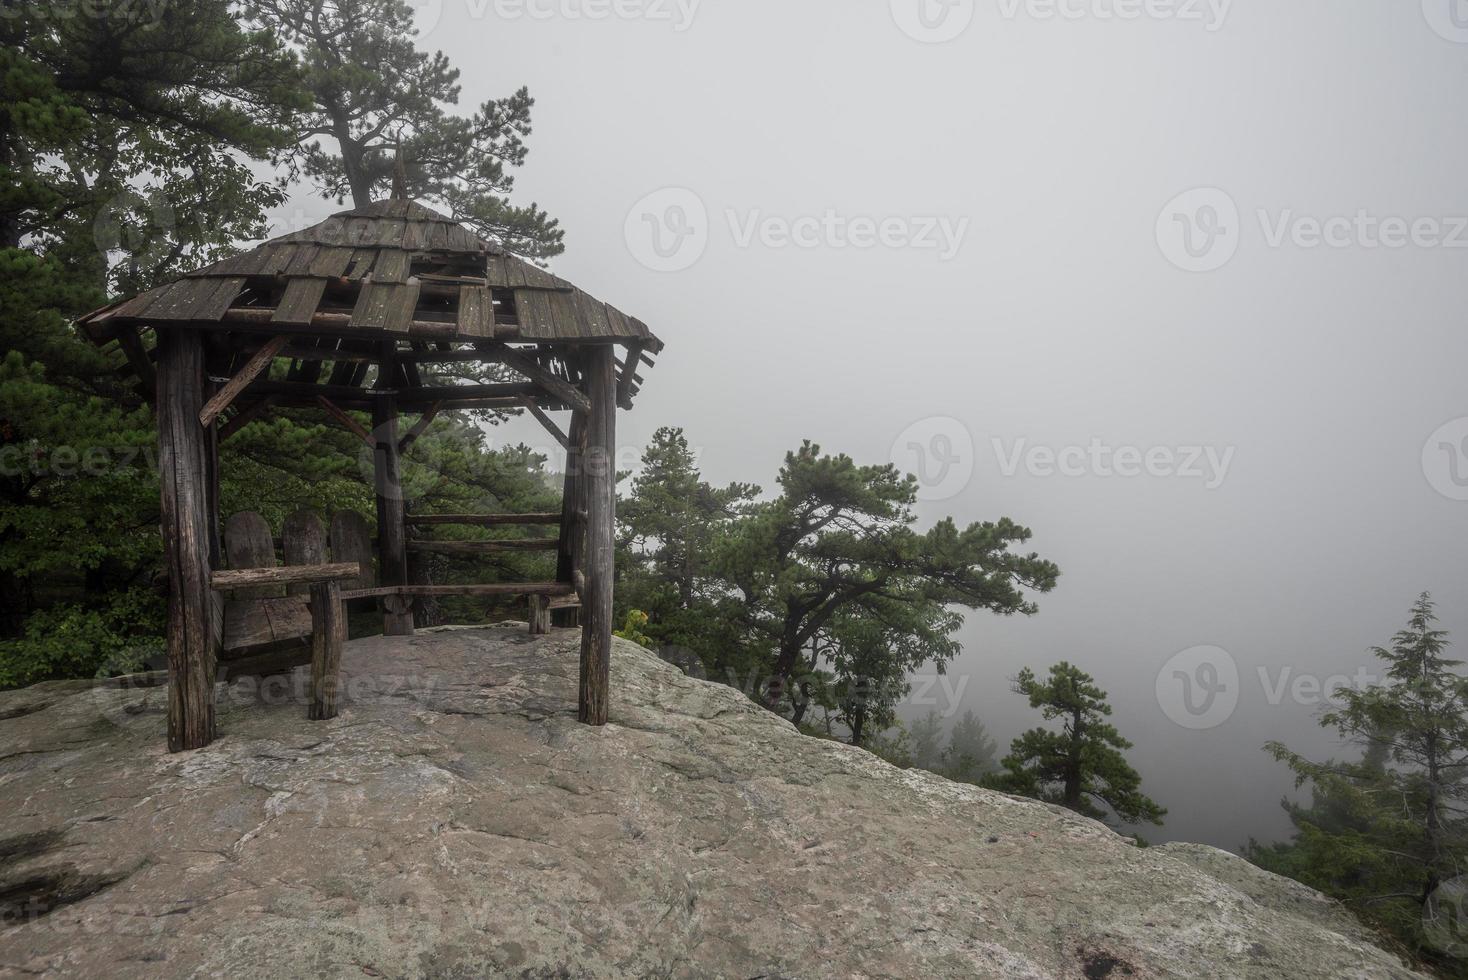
[263,0,1468,849]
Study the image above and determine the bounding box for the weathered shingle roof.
[77,199,661,350]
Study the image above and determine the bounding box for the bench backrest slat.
[224,511,279,599]
[282,510,328,596]
[329,510,376,592]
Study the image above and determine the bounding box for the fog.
[261,0,1468,850]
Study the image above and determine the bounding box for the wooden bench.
[339,582,579,635]
[212,509,375,718]
[400,511,581,633]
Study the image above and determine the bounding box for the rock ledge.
[0,627,1424,978]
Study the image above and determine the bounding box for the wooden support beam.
[400,348,496,364]
[517,396,569,451]
[155,328,219,751]
[405,513,562,526]
[405,539,559,556]
[476,341,591,415]
[308,580,346,720]
[199,334,288,427]
[340,581,574,600]
[579,346,617,725]
[616,342,644,410]
[372,371,414,636]
[239,379,549,406]
[218,396,277,441]
[398,402,441,454]
[401,342,425,388]
[316,395,375,446]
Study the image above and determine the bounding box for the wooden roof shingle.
[76,198,663,352]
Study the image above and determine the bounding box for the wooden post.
[156,328,220,751]
[308,580,346,720]
[553,410,586,629]
[528,594,550,635]
[372,351,413,636]
[578,346,616,725]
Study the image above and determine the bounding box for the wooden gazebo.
[78,198,662,751]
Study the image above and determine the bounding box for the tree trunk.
[332,113,372,208]
[1062,707,1085,811]
[0,107,18,249]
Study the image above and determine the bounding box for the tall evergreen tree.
[617,427,758,675]
[945,709,999,783]
[248,0,563,259]
[995,662,1165,826]
[908,710,947,772]
[0,0,299,685]
[1257,594,1468,966]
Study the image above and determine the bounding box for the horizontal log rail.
[340,581,575,600]
[211,562,363,591]
[404,513,561,526]
[405,539,559,555]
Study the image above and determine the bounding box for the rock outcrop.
[0,626,1425,978]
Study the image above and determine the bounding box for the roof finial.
[390,139,408,201]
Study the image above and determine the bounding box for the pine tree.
[617,427,758,677]
[718,441,1059,722]
[908,711,947,772]
[945,709,998,783]
[248,0,563,259]
[1,1,298,685]
[995,662,1165,826]
[1258,594,1468,965]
